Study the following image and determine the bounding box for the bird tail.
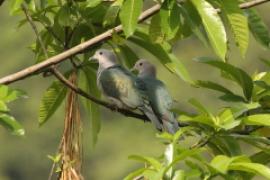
[162,113,179,134]
[140,105,163,131]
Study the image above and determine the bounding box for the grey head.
[132,59,157,78]
[91,49,118,70]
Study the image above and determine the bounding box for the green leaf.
[79,68,101,146]
[164,148,206,174]
[149,14,165,43]
[159,1,181,40]
[210,155,233,174]
[218,108,240,130]
[129,34,192,83]
[188,98,211,115]
[221,0,249,57]
[0,114,25,136]
[180,114,215,127]
[124,168,146,180]
[86,0,102,8]
[9,0,23,15]
[180,2,209,47]
[242,114,270,126]
[128,155,162,170]
[196,57,253,101]
[229,162,270,179]
[190,0,227,59]
[0,100,9,112]
[172,170,186,180]
[247,9,270,49]
[39,80,67,125]
[250,151,270,165]
[118,44,139,68]
[119,0,143,37]
[57,5,76,27]
[0,85,27,102]
[195,80,246,102]
[103,2,121,27]
[165,54,193,84]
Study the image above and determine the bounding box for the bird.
[131,59,179,134]
[90,49,163,131]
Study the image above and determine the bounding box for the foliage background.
[0,1,270,180]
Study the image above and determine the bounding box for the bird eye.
[99,52,103,55]
[139,62,143,66]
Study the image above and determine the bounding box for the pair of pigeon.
[91,49,179,134]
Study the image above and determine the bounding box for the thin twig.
[21,3,48,59]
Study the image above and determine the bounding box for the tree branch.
[239,0,270,9]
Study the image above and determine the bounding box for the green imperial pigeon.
[91,49,163,131]
[132,59,179,134]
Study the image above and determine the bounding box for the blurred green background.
[0,2,270,180]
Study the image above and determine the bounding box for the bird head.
[90,49,118,69]
[131,59,156,78]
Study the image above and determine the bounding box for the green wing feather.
[99,66,144,109]
[141,77,179,134]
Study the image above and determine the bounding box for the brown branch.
[239,0,270,9]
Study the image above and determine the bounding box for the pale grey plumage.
[132,59,179,134]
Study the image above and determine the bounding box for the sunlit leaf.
[221,0,249,57]
[9,0,23,15]
[0,114,25,136]
[180,2,209,47]
[172,170,185,180]
[0,100,9,112]
[86,0,102,8]
[242,114,270,126]
[190,0,227,59]
[128,155,162,170]
[210,155,233,174]
[123,168,146,180]
[119,0,143,37]
[229,162,270,179]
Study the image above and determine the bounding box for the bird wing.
[98,66,143,109]
[142,78,179,134]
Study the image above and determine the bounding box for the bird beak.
[89,54,98,63]
[130,66,136,72]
